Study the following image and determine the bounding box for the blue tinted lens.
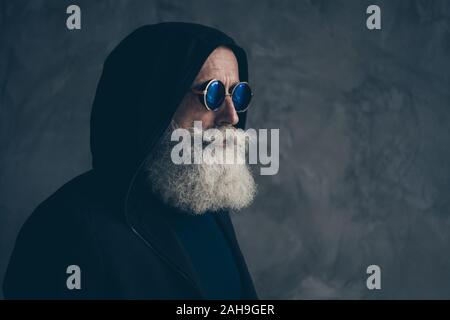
[206,80,225,110]
[232,82,252,112]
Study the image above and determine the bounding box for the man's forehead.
[194,47,239,83]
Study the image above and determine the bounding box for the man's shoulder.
[15,170,116,251]
[27,170,97,226]
[3,171,112,299]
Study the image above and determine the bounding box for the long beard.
[144,124,256,215]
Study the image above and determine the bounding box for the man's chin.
[146,163,256,215]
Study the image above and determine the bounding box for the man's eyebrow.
[191,79,212,89]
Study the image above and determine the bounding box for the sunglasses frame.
[191,79,253,113]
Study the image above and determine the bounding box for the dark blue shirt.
[168,211,242,299]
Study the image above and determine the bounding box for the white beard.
[144,124,256,215]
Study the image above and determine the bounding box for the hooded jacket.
[3,22,257,299]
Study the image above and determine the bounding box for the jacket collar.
[123,173,257,299]
[124,175,203,296]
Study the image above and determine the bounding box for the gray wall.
[1,0,450,299]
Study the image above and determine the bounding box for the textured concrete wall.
[1,0,450,299]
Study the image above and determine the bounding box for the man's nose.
[214,96,239,127]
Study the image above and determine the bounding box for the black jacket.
[3,23,257,299]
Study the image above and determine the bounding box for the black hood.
[2,23,257,299]
[90,22,249,202]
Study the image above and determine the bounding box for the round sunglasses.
[191,79,253,112]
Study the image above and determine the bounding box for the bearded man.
[3,22,258,299]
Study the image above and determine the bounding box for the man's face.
[173,46,240,129]
[144,46,256,215]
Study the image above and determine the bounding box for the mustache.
[185,125,247,149]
